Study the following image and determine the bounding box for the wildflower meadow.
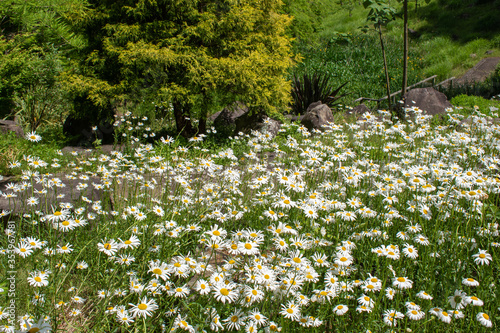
[1,106,499,332]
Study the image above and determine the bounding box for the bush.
[290,72,348,115]
[12,83,70,132]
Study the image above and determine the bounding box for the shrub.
[12,83,70,132]
[290,72,348,115]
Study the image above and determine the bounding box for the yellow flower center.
[138,304,147,310]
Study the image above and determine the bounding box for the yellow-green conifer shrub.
[64,0,295,137]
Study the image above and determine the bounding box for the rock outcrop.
[0,120,24,138]
[404,88,452,116]
[300,101,334,131]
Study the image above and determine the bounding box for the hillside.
[283,0,500,103]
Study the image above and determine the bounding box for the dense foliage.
[62,0,294,137]
[0,0,499,134]
[0,0,87,129]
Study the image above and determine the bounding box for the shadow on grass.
[412,0,500,43]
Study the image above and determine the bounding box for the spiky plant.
[290,72,348,115]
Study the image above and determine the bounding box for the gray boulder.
[212,102,248,135]
[284,114,304,122]
[300,101,334,131]
[234,111,281,139]
[345,104,370,118]
[0,120,24,138]
[404,87,452,116]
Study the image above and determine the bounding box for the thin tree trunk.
[400,0,409,120]
[378,24,392,112]
[402,0,408,97]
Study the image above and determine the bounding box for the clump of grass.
[290,72,348,115]
[0,130,69,177]
[450,94,500,117]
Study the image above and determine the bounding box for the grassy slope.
[287,0,500,81]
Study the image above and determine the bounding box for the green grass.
[450,94,500,117]
[287,0,500,104]
[0,128,68,177]
[419,37,500,79]
[291,32,426,105]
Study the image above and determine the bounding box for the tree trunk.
[198,116,206,135]
[378,24,392,112]
[173,101,194,138]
